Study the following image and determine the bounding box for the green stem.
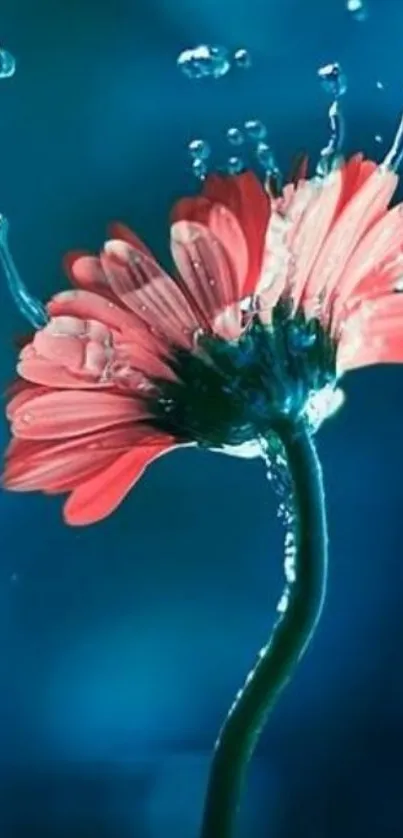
[199,421,328,838]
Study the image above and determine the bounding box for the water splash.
[177,44,252,80]
[177,45,231,79]
[317,63,347,177]
[0,214,48,328]
[0,48,16,79]
[303,385,345,432]
[383,112,403,171]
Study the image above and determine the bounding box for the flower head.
[3,156,403,524]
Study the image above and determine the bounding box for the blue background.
[1,0,403,835]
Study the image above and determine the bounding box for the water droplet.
[244,119,267,141]
[233,48,251,69]
[0,214,48,328]
[277,592,289,614]
[192,158,208,180]
[177,44,230,79]
[256,142,275,171]
[346,0,368,20]
[188,138,211,160]
[0,49,16,79]
[226,127,244,146]
[226,156,244,175]
[318,62,347,98]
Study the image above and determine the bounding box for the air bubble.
[226,127,244,146]
[177,44,230,79]
[346,0,368,20]
[0,214,48,328]
[0,48,16,79]
[226,156,244,175]
[188,138,211,160]
[256,142,275,171]
[192,158,208,180]
[233,48,251,69]
[244,119,267,141]
[318,62,347,98]
[375,134,383,144]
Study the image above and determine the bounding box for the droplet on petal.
[0,48,16,79]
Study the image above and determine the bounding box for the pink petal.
[63,440,177,525]
[331,203,403,326]
[106,222,156,259]
[306,166,398,314]
[10,389,148,439]
[284,170,343,310]
[171,221,243,330]
[65,254,117,302]
[3,425,166,493]
[101,240,198,347]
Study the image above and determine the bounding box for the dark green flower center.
[147,296,337,449]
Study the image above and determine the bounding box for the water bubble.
[346,0,368,21]
[192,158,208,180]
[256,142,275,171]
[376,80,384,90]
[375,134,383,144]
[0,48,16,79]
[318,62,347,98]
[177,44,230,80]
[226,127,244,146]
[244,119,267,141]
[188,138,211,160]
[226,156,244,175]
[0,214,48,328]
[233,48,252,69]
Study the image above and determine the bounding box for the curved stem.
[199,421,328,838]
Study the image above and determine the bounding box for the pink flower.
[3,158,403,525]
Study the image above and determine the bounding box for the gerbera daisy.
[2,156,401,525]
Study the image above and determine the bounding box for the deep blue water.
[1,0,403,835]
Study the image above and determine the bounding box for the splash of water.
[0,214,48,328]
[177,45,231,80]
[383,112,403,171]
[0,48,16,79]
[316,63,347,177]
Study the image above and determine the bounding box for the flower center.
[147,296,337,448]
